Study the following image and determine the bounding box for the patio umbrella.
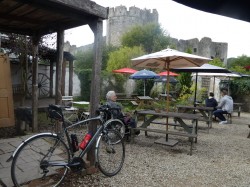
[132,48,211,110]
[158,71,179,76]
[112,67,137,74]
[129,69,160,96]
[112,68,138,94]
[132,48,210,144]
[173,64,231,106]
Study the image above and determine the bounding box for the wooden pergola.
[0,0,108,144]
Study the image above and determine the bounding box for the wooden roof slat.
[0,0,108,36]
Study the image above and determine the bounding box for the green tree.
[229,55,250,68]
[106,46,145,72]
[74,45,118,100]
[74,49,93,71]
[74,45,119,73]
[209,57,225,67]
[121,23,170,53]
[176,48,193,95]
[106,46,145,93]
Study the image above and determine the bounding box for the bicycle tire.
[105,119,126,139]
[96,129,125,177]
[11,133,70,187]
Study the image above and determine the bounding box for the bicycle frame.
[8,105,121,168]
[64,115,104,158]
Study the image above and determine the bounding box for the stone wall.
[106,6,158,46]
[170,37,228,65]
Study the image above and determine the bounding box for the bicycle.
[7,104,125,187]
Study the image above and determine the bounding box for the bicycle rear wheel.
[105,119,126,139]
[11,134,70,187]
[96,129,125,177]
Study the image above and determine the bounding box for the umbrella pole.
[213,76,215,93]
[144,80,146,96]
[194,73,198,107]
[166,63,170,141]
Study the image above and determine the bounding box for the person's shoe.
[219,120,228,125]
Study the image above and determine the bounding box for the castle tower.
[106,6,158,46]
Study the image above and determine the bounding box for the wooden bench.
[130,127,197,155]
[117,98,136,101]
[131,100,139,106]
[226,113,232,124]
[197,116,211,132]
[132,110,199,155]
[151,120,191,129]
[234,103,243,117]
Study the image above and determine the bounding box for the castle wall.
[170,37,228,64]
[106,6,158,46]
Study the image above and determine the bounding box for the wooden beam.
[15,0,108,19]
[55,29,64,105]
[61,58,66,96]
[69,60,73,96]
[87,18,103,165]
[31,33,40,132]
[49,60,54,97]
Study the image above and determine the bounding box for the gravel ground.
[2,112,249,187]
[58,112,250,187]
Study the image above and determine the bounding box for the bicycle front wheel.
[105,119,126,139]
[11,133,70,187]
[96,129,125,177]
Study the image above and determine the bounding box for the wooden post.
[55,29,64,133]
[55,29,64,105]
[31,33,40,132]
[87,19,103,166]
[61,58,66,96]
[49,60,53,98]
[69,59,73,96]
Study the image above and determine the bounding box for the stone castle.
[66,5,228,64]
[106,6,158,46]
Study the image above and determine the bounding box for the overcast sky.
[64,0,250,58]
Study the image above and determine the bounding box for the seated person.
[205,92,218,111]
[106,90,140,135]
[213,89,233,125]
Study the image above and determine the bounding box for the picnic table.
[159,93,176,102]
[234,103,243,117]
[136,96,153,106]
[132,110,199,155]
[176,105,214,131]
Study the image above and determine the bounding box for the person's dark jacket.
[205,97,218,110]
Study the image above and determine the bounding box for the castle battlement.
[106,5,158,46]
[109,6,158,19]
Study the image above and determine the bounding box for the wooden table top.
[176,105,214,111]
[137,110,200,120]
[137,96,153,100]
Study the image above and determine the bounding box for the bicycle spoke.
[97,130,125,176]
[11,134,70,187]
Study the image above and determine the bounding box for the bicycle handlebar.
[98,104,121,112]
